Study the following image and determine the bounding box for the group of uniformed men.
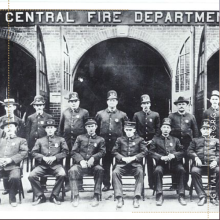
[0,89,219,208]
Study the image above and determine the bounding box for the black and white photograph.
[0,0,219,219]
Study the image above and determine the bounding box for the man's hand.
[210,161,217,169]
[87,157,95,168]
[195,157,202,167]
[0,158,5,167]
[161,156,170,161]
[80,160,88,168]
[122,157,130,164]
[168,154,175,160]
[47,156,56,165]
[2,158,12,166]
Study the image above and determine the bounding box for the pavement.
[0,163,219,214]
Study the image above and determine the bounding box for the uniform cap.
[30,95,45,105]
[85,117,97,126]
[0,119,18,129]
[43,119,57,128]
[141,94,151,103]
[211,90,219,98]
[174,96,189,105]
[162,118,171,127]
[68,92,79,101]
[2,98,18,106]
[124,121,136,128]
[201,119,211,128]
[107,90,118,100]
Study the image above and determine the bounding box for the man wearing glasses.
[58,92,89,191]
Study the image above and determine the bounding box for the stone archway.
[207,39,219,62]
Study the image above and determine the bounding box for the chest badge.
[54,143,59,148]
[76,115,80,119]
[149,118,152,122]
[132,142,135,146]
[94,143,97,147]
[170,143,173,146]
[115,118,119,122]
[185,120,189,123]
[12,143,15,146]
[210,141,216,145]
[40,121,44,124]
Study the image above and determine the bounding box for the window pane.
[180,74,184,91]
[180,56,184,74]
[176,75,179,92]
[185,53,190,73]
[185,73,190,90]
[185,40,190,54]
[64,72,66,90]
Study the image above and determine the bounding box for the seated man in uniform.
[149,118,187,206]
[0,119,28,207]
[69,118,106,208]
[188,119,219,206]
[112,122,147,208]
[28,119,69,206]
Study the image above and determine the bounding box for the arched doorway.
[73,38,171,120]
[0,39,36,118]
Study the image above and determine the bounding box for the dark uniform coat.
[0,135,28,171]
[26,112,52,150]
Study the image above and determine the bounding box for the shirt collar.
[177,111,186,116]
[5,134,17,139]
[143,110,151,115]
[35,112,44,118]
[106,108,117,113]
[126,135,136,140]
[86,133,97,139]
[161,134,170,140]
[69,107,80,113]
[5,114,14,119]
[211,106,219,111]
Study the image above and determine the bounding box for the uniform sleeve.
[31,139,45,162]
[58,112,65,137]
[155,113,161,136]
[95,112,101,135]
[112,138,124,161]
[132,113,137,122]
[71,136,84,163]
[187,139,198,160]
[192,115,199,138]
[25,116,31,144]
[54,138,69,160]
[149,137,163,161]
[11,139,28,164]
[17,119,26,138]
[135,139,148,161]
[92,138,106,161]
[215,140,219,165]
[123,112,129,123]
[174,138,184,161]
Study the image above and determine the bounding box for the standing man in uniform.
[112,122,147,208]
[0,119,28,207]
[168,96,199,189]
[149,118,186,206]
[29,119,68,206]
[95,90,128,191]
[69,118,105,207]
[133,94,160,189]
[203,90,219,139]
[0,98,25,195]
[26,95,52,192]
[188,119,219,206]
[58,92,89,191]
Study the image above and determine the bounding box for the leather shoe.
[102,186,110,192]
[10,202,17,207]
[32,195,46,206]
[133,196,140,208]
[197,197,207,206]
[2,190,9,195]
[210,198,219,206]
[116,197,124,208]
[91,194,99,207]
[178,195,187,206]
[72,195,79,207]
[49,195,61,205]
[27,189,33,193]
[156,194,164,206]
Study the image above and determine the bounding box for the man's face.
[33,104,45,112]
[141,102,151,111]
[45,126,57,136]
[85,124,97,135]
[69,100,80,109]
[210,96,219,108]
[124,127,136,138]
[4,104,16,116]
[176,102,187,112]
[3,124,17,136]
[161,125,171,136]
[200,127,211,136]
[107,99,118,108]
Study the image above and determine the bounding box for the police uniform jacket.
[168,112,199,139]
[95,108,128,150]
[31,135,69,169]
[112,134,147,166]
[0,135,28,171]
[149,135,184,164]
[133,110,160,139]
[26,112,52,150]
[58,107,89,145]
[187,137,219,165]
[203,107,219,138]
[71,134,106,165]
[0,115,25,138]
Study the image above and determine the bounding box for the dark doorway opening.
[0,39,36,119]
[73,38,171,120]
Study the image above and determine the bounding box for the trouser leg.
[93,165,104,195]
[146,155,154,188]
[112,165,126,197]
[69,165,83,196]
[131,165,144,197]
[174,164,186,195]
[103,151,113,187]
[28,166,47,197]
[51,166,66,197]
[191,166,206,198]
[153,165,164,195]
[8,169,21,203]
